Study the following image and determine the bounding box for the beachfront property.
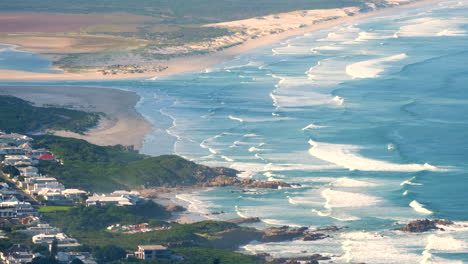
[32,232,80,248]
[86,190,143,206]
[0,244,36,264]
[17,166,39,178]
[0,132,32,146]
[57,251,97,264]
[0,147,27,155]
[21,223,61,236]
[134,245,181,261]
[23,177,65,195]
[0,198,37,218]
[2,155,35,166]
[61,188,87,200]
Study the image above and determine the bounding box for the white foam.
[331,177,378,187]
[400,177,423,186]
[311,45,345,53]
[397,17,467,37]
[322,188,381,208]
[262,218,304,228]
[199,142,218,154]
[308,139,446,172]
[346,53,408,79]
[421,234,467,264]
[388,143,396,150]
[228,115,244,122]
[248,147,263,152]
[302,123,328,130]
[355,31,396,41]
[235,205,250,218]
[331,95,345,105]
[221,155,235,162]
[409,200,433,215]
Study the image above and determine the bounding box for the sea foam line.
[308,139,448,172]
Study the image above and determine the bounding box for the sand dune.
[0,85,151,150]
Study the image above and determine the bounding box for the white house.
[0,200,38,218]
[17,166,39,178]
[0,133,32,145]
[0,244,36,264]
[23,177,64,195]
[32,233,80,248]
[86,190,143,207]
[0,147,26,155]
[62,189,87,200]
[3,155,33,166]
[22,223,60,236]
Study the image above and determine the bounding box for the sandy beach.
[0,85,151,149]
[0,0,442,81]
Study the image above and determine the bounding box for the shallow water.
[0,44,59,73]
[2,0,468,262]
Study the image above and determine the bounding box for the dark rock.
[227,217,261,224]
[301,232,329,241]
[397,219,454,233]
[261,226,308,242]
[315,225,345,232]
[166,203,186,212]
[202,175,292,189]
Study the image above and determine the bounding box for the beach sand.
[0,0,442,81]
[0,85,151,149]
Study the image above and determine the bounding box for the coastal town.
[0,132,180,263]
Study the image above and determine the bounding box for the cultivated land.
[0,0,427,81]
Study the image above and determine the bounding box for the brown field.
[0,12,156,33]
[0,13,109,33]
[0,34,147,53]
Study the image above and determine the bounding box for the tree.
[1,165,19,177]
[50,239,58,258]
[71,259,84,264]
[31,256,59,264]
[93,245,126,262]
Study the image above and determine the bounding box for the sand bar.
[0,0,442,81]
[0,85,151,149]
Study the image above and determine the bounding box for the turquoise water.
[2,0,468,262]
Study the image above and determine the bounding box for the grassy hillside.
[0,0,366,23]
[33,135,237,192]
[0,95,100,134]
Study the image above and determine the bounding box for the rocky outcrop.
[315,225,345,232]
[166,203,187,212]
[226,217,261,225]
[261,226,308,242]
[397,219,453,232]
[210,228,264,250]
[301,232,329,241]
[202,175,293,189]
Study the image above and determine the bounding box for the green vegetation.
[174,248,261,264]
[38,206,72,213]
[45,209,258,251]
[42,202,170,233]
[0,0,365,23]
[33,135,235,192]
[0,96,100,134]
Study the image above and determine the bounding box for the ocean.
[2,0,468,262]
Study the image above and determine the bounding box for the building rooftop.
[137,245,167,250]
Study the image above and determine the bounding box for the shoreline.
[0,85,151,149]
[0,0,443,81]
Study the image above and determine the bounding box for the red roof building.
[37,153,55,160]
